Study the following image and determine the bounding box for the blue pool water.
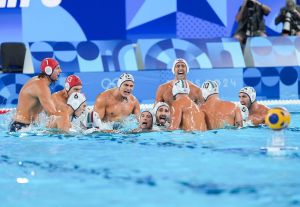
[0,105,300,207]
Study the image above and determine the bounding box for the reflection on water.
[0,109,300,207]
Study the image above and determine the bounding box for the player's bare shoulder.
[158,81,172,91]
[129,94,139,102]
[97,88,113,100]
[187,80,200,92]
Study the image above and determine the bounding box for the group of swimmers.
[9,58,270,133]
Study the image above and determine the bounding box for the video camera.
[245,0,258,36]
[246,0,263,8]
[283,11,293,34]
[246,0,255,8]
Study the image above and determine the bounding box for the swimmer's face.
[156,106,170,125]
[174,62,187,80]
[68,85,82,96]
[119,80,134,97]
[239,92,251,108]
[139,111,153,130]
[50,65,62,81]
[74,102,87,117]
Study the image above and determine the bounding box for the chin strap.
[71,113,78,122]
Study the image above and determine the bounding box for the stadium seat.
[0,42,26,73]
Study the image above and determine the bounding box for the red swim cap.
[65,75,82,91]
[40,58,59,76]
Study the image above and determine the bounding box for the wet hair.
[37,72,56,83]
[37,73,48,79]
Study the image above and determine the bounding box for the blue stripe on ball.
[269,114,279,124]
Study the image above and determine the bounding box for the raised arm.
[93,94,106,120]
[133,98,141,117]
[234,106,243,128]
[56,112,72,132]
[155,85,164,103]
[249,104,269,126]
[275,8,285,25]
[37,84,57,116]
[190,82,204,105]
[168,103,182,130]
[261,3,271,16]
[236,0,247,22]
[292,7,300,20]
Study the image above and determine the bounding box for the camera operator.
[234,0,271,45]
[275,0,300,36]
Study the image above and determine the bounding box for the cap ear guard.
[239,87,256,103]
[172,58,189,74]
[45,66,53,76]
[117,73,134,88]
[202,80,219,101]
[65,82,70,91]
[172,80,190,96]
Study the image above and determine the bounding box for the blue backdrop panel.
[78,71,162,105]
[0,0,287,42]
[0,68,241,106]
[137,38,245,70]
[29,41,138,73]
[61,0,126,40]
[188,69,244,101]
[0,7,22,42]
[176,0,285,39]
[244,36,300,67]
[1,67,299,107]
[0,74,17,105]
[243,67,300,100]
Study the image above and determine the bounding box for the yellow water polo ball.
[265,107,291,130]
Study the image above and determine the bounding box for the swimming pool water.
[0,105,300,207]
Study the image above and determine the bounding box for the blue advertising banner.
[27,38,244,73]
[137,38,245,69]
[243,67,300,100]
[244,36,300,67]
[0,0,286,42]
[0,68,243,106]
[29,41,139,73]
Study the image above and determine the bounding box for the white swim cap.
[117,73,134,88]
[152,102,169,116]
[172,58,189,74]
[172,80,190,96]
[67,92,86,111]
[239,86,256,103]
[84,110,102,129]
[201,80,219,101]
[139,110,155,128]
